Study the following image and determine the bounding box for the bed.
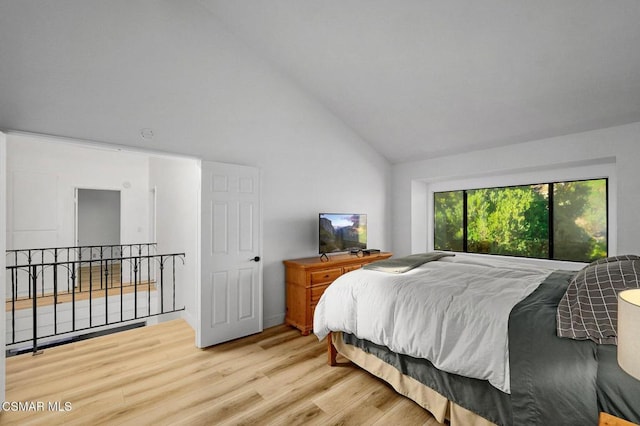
[313,253,640,426]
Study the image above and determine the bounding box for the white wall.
[0,2,392,330]
[256,123,390,327]
[7,134,150,250]
[0,131,7,403]
[148,156,199,328]
[392,122,640,262]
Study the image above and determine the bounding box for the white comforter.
[313,256,553,393]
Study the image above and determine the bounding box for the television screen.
[319,213,367,254]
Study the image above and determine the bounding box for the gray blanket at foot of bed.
[344,270,608,426]
[509,270,599,425]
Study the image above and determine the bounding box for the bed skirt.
[332,332,497,426]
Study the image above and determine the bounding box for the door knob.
[250,256,261,262]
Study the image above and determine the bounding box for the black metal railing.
[5,243,185,354]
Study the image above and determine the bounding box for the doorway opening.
[75,188,122,284]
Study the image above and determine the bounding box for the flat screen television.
[319,213,367,254]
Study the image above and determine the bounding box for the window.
[434,178,607,262]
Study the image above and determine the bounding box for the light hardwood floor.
[5,281,156,312]
[1,319,445,426]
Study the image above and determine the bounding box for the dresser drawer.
[343,264,363,273]
[311,284,330,303]
[310,268,342,285]
[310,287,330,323]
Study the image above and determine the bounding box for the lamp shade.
[618,288,640,380]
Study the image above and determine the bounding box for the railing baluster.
[120,253,124,323]
[41,249,46,297]
[5,245,184,351]
[129,253,133,316]
[134,256,138,319]
[147,251,151,317]
[172,256,176,311]
[110,248,114,289]
[104,259,109,325]
[71,268,76,332]
[11,265,16,344]
[14,251,18,299]
[66,248,71,293]
[78,249,83,293]
[28,250,32,299]
[31,264,40,355]
[89,257,93,328]
[53,250,58,336]
[160,256,165,314]
[100,246,104,291]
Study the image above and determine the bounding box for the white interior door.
[197,161,262,347]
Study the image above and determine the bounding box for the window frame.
[432,177,609,263]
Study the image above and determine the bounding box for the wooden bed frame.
[327,331,338,366]
[326,331,496,426]
[327,332,634,426]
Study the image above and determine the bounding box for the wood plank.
[3,319,448,425]
[373,398,447,426]
[6,281,156,312]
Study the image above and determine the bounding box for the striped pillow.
[556,258,640,345]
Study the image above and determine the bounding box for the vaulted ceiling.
[1,1,639,164]
[199,0,640,162]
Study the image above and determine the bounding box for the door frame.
[74,186,123,249]
[3,131,255,353]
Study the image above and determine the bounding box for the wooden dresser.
[598,413,638,426]
[283,252,392,335]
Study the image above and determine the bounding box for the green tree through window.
[434,191,464,251]
[467,185,549,258]
[553,180,607,261]
[434,179,607,262]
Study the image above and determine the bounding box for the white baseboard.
[263,313,285,329]
[181,310,196,330]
